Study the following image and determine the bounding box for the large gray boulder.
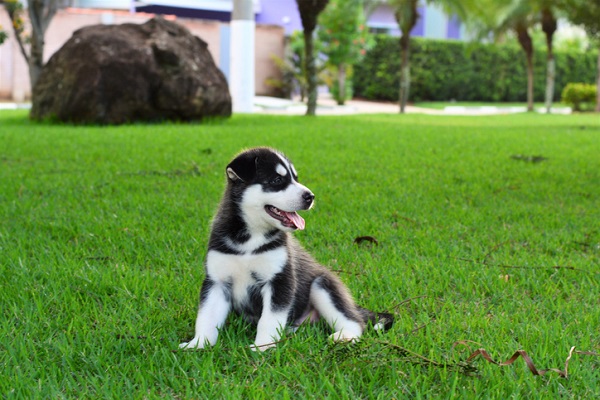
[31,17,231,124]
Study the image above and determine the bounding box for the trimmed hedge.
[561,83,597,111]
[353,35,598,102]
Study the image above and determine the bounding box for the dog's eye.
[270,175,284,184]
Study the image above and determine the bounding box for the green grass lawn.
[1,110,599,398]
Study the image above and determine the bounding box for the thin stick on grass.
[455,344,600,378]
[391,295,428,310]
[457,257,587,273]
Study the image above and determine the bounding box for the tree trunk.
[29,29,45,89]
[337,62,346,105]
[399,34,410,114]
[541,8,557,114]
[544,55,555,114]
[296,0,329,116]
[596,50,600,112]
[526,51,534,112]
[516,24,534,112]
[394,0,418,114]
[27,0,58,91]
[303,28,318,115]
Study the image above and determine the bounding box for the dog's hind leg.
[358,307,395,331]
[309,275,364,342]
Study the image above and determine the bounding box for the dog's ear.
[226,153,257,183]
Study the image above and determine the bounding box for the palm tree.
[447,0,564,113]
[374,0,475,113]
[378,0,562,112]
[559,0,600,112]
[387,0,419,113]
[488,1,538,112]
[296,0,330,116]
[540,2,557,113]
[442,0,538,111]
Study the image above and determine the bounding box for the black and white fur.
[179,147,392,351]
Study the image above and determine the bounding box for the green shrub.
[561,83,597,111]
[321,65,355,104]
[354,36,598,103]
[329,76,354,104]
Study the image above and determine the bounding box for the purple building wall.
[257,2,436,39]
[256,0,302,34]
[367,5,424,37]
[413,6,425,37]
[446,15,462,40]
[368,4,397,29]
[137,1,462,40]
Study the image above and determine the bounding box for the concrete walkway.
[254,95,572,116]
[254,95,438,115]
[1,96,572,115]
[0,102,31,110]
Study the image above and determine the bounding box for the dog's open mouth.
[265,205,305,230]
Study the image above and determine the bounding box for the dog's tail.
[358,307,394,331]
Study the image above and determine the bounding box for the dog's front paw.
[329,331,360,343]
[179,337,205,350]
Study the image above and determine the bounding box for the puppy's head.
[226,147,314,232]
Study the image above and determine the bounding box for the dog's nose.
[303,191,315,207]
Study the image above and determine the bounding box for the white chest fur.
[206,247,288,306]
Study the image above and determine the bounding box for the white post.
[230,0,255,113]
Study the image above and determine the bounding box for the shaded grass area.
[1,110,599,398]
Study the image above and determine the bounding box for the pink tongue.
[284,211,305,230]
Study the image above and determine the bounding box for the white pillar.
[230,0,255,113]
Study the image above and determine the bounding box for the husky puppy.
[179,147,392,351]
